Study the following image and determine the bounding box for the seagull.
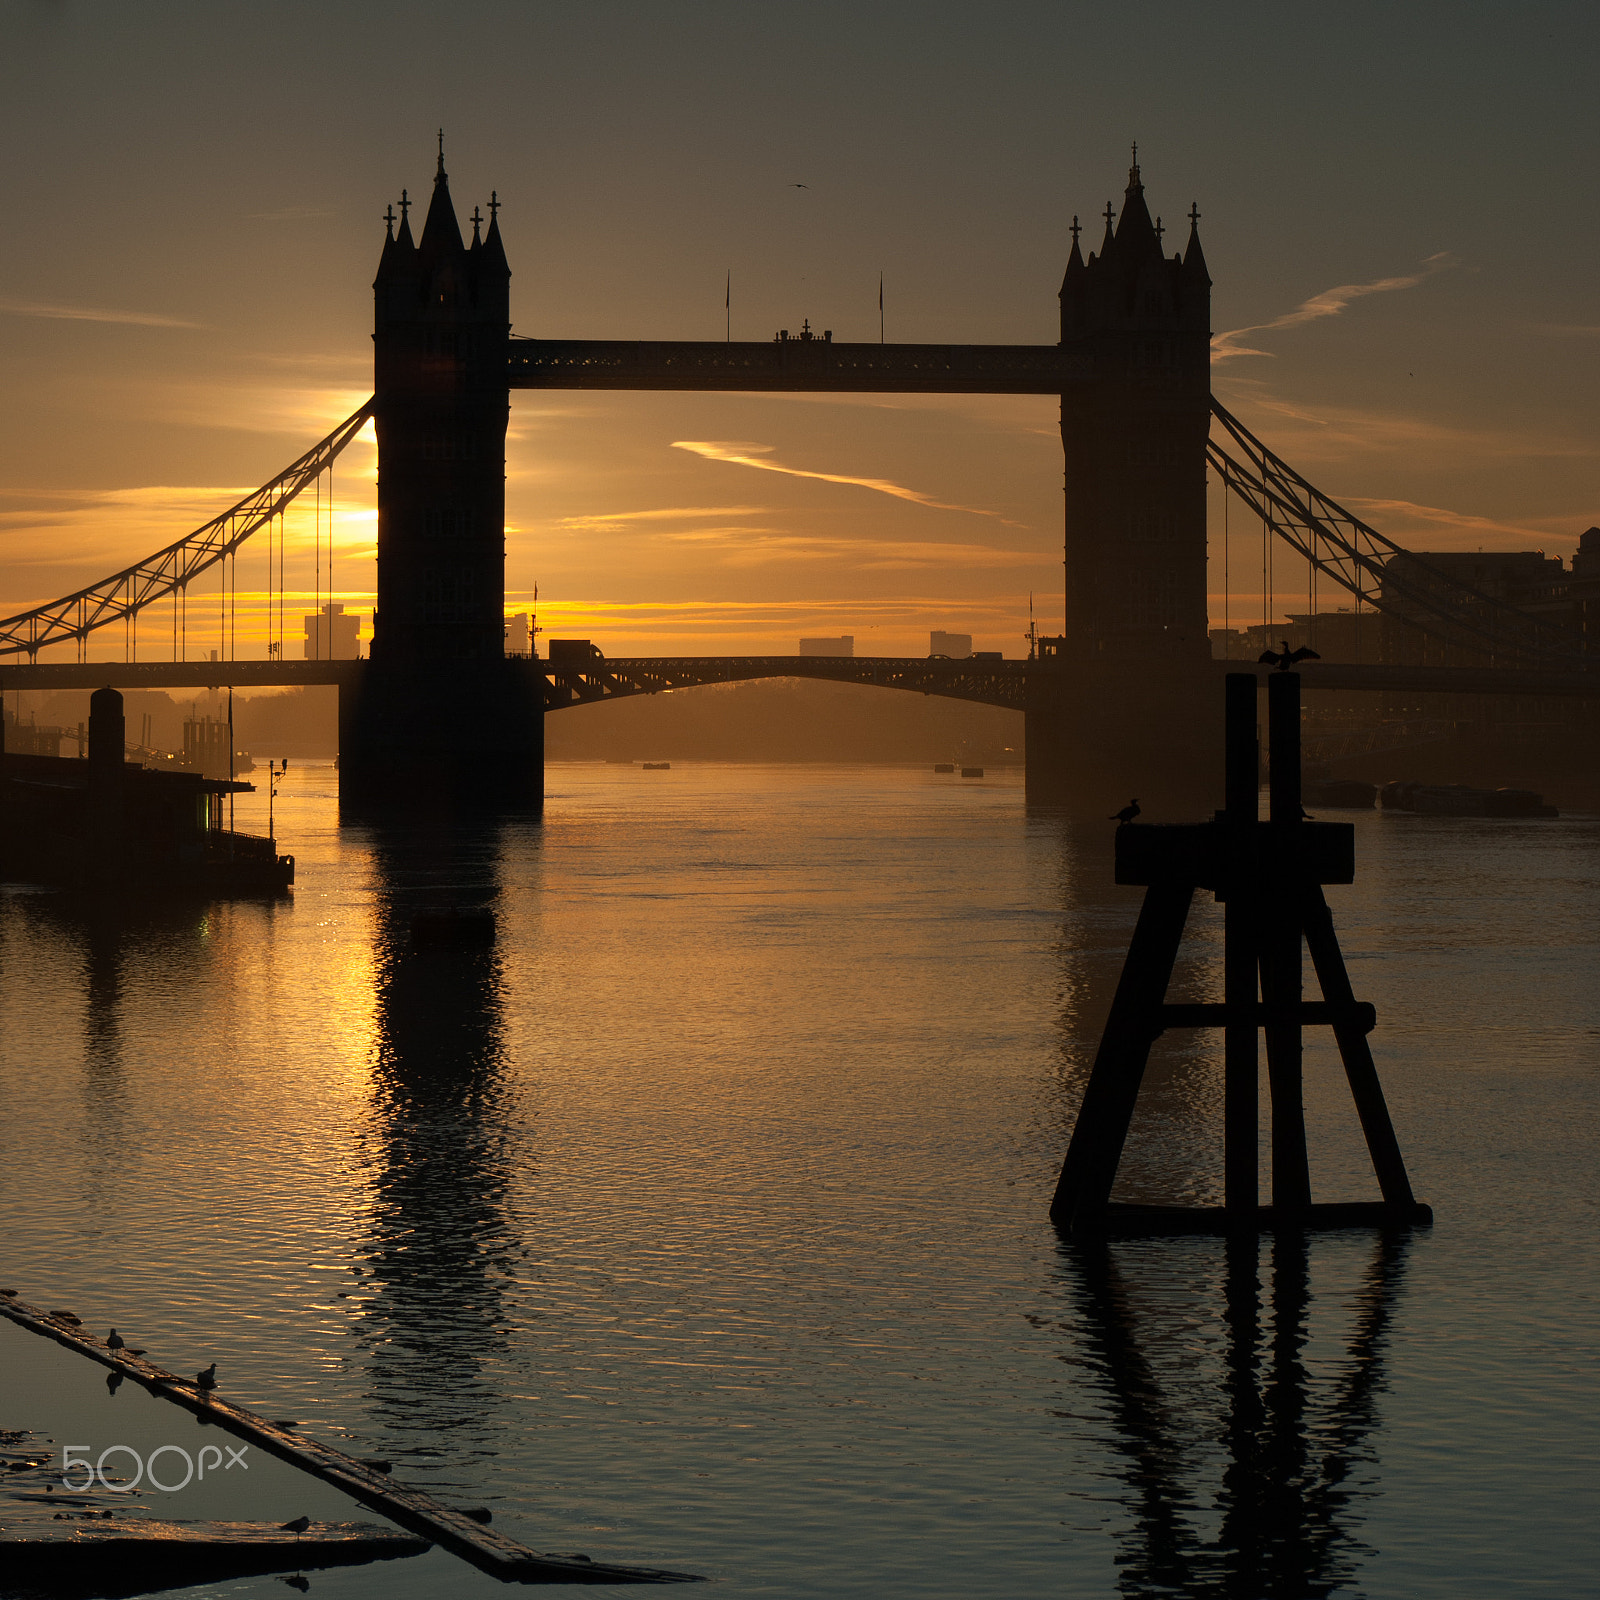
[106,1329,124,1350]
[1258,641,1321,671]
[1110,799,1141,824]
[196,1364,217,1390]
[789,182,809,188]
[280,1515,311,1533]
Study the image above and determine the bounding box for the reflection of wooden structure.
[1052,671,1432,1235]
[1063,1230,1411,1595]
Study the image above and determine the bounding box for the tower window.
[424,508,478,538]
[422,434,476,461]
[421,569,479,622]
[1126,512,1179,541]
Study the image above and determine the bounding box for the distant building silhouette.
[504,614,534,657]
[303,601,362,660]
[929,630,972,658]
[1,706,65,758]
[799,636,854,657]
[1210,612,1384,666]
[1379,549,1565,667]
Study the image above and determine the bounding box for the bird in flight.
[790,182,809,188]
[1258,641,1320,671]
[1110,798,1141,824]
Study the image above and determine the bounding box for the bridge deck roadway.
[505,338,1080,394]
[3,657,1599,707]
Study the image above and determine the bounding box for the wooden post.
[1301,886,1420,1209]
[1263,673,1312,1211]
[1223,674,1259,1220]
[1050,883,1194,1229]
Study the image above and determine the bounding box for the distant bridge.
[6,655,1600,709]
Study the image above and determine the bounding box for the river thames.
[1,762,1595,1598]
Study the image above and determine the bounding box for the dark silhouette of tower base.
[1025,643,1221,812]
[1051,671,1432,1235]
[339,660,544,812]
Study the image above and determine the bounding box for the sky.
[2,0,1596,660]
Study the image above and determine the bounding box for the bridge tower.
[340,147,542,809]
[1028,156,1217,811]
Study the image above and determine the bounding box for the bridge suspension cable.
[1208,399,1590,669]
[0,401,373,660]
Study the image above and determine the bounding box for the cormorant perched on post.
[1110,799,1141,824]
[1259,640,1320,671]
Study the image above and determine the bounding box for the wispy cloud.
[557,505,769,532]
[94,382,379,442]
[0,482,369,614]
[1211,254,1457,364]
[1211,383,1598,464]
[659,526,1046,571]
[0,297,204,329]
[671,440,1014,521]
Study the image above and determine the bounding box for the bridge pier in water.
[1025,653,1219,814]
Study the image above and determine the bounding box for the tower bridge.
[4,150,1594,812]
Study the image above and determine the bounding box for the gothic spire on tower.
[420,134,464,254]
[1182,200,1210,283]
[1115,144,1156,253]
[479,188,510,279]
[1060,213,1086,297]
